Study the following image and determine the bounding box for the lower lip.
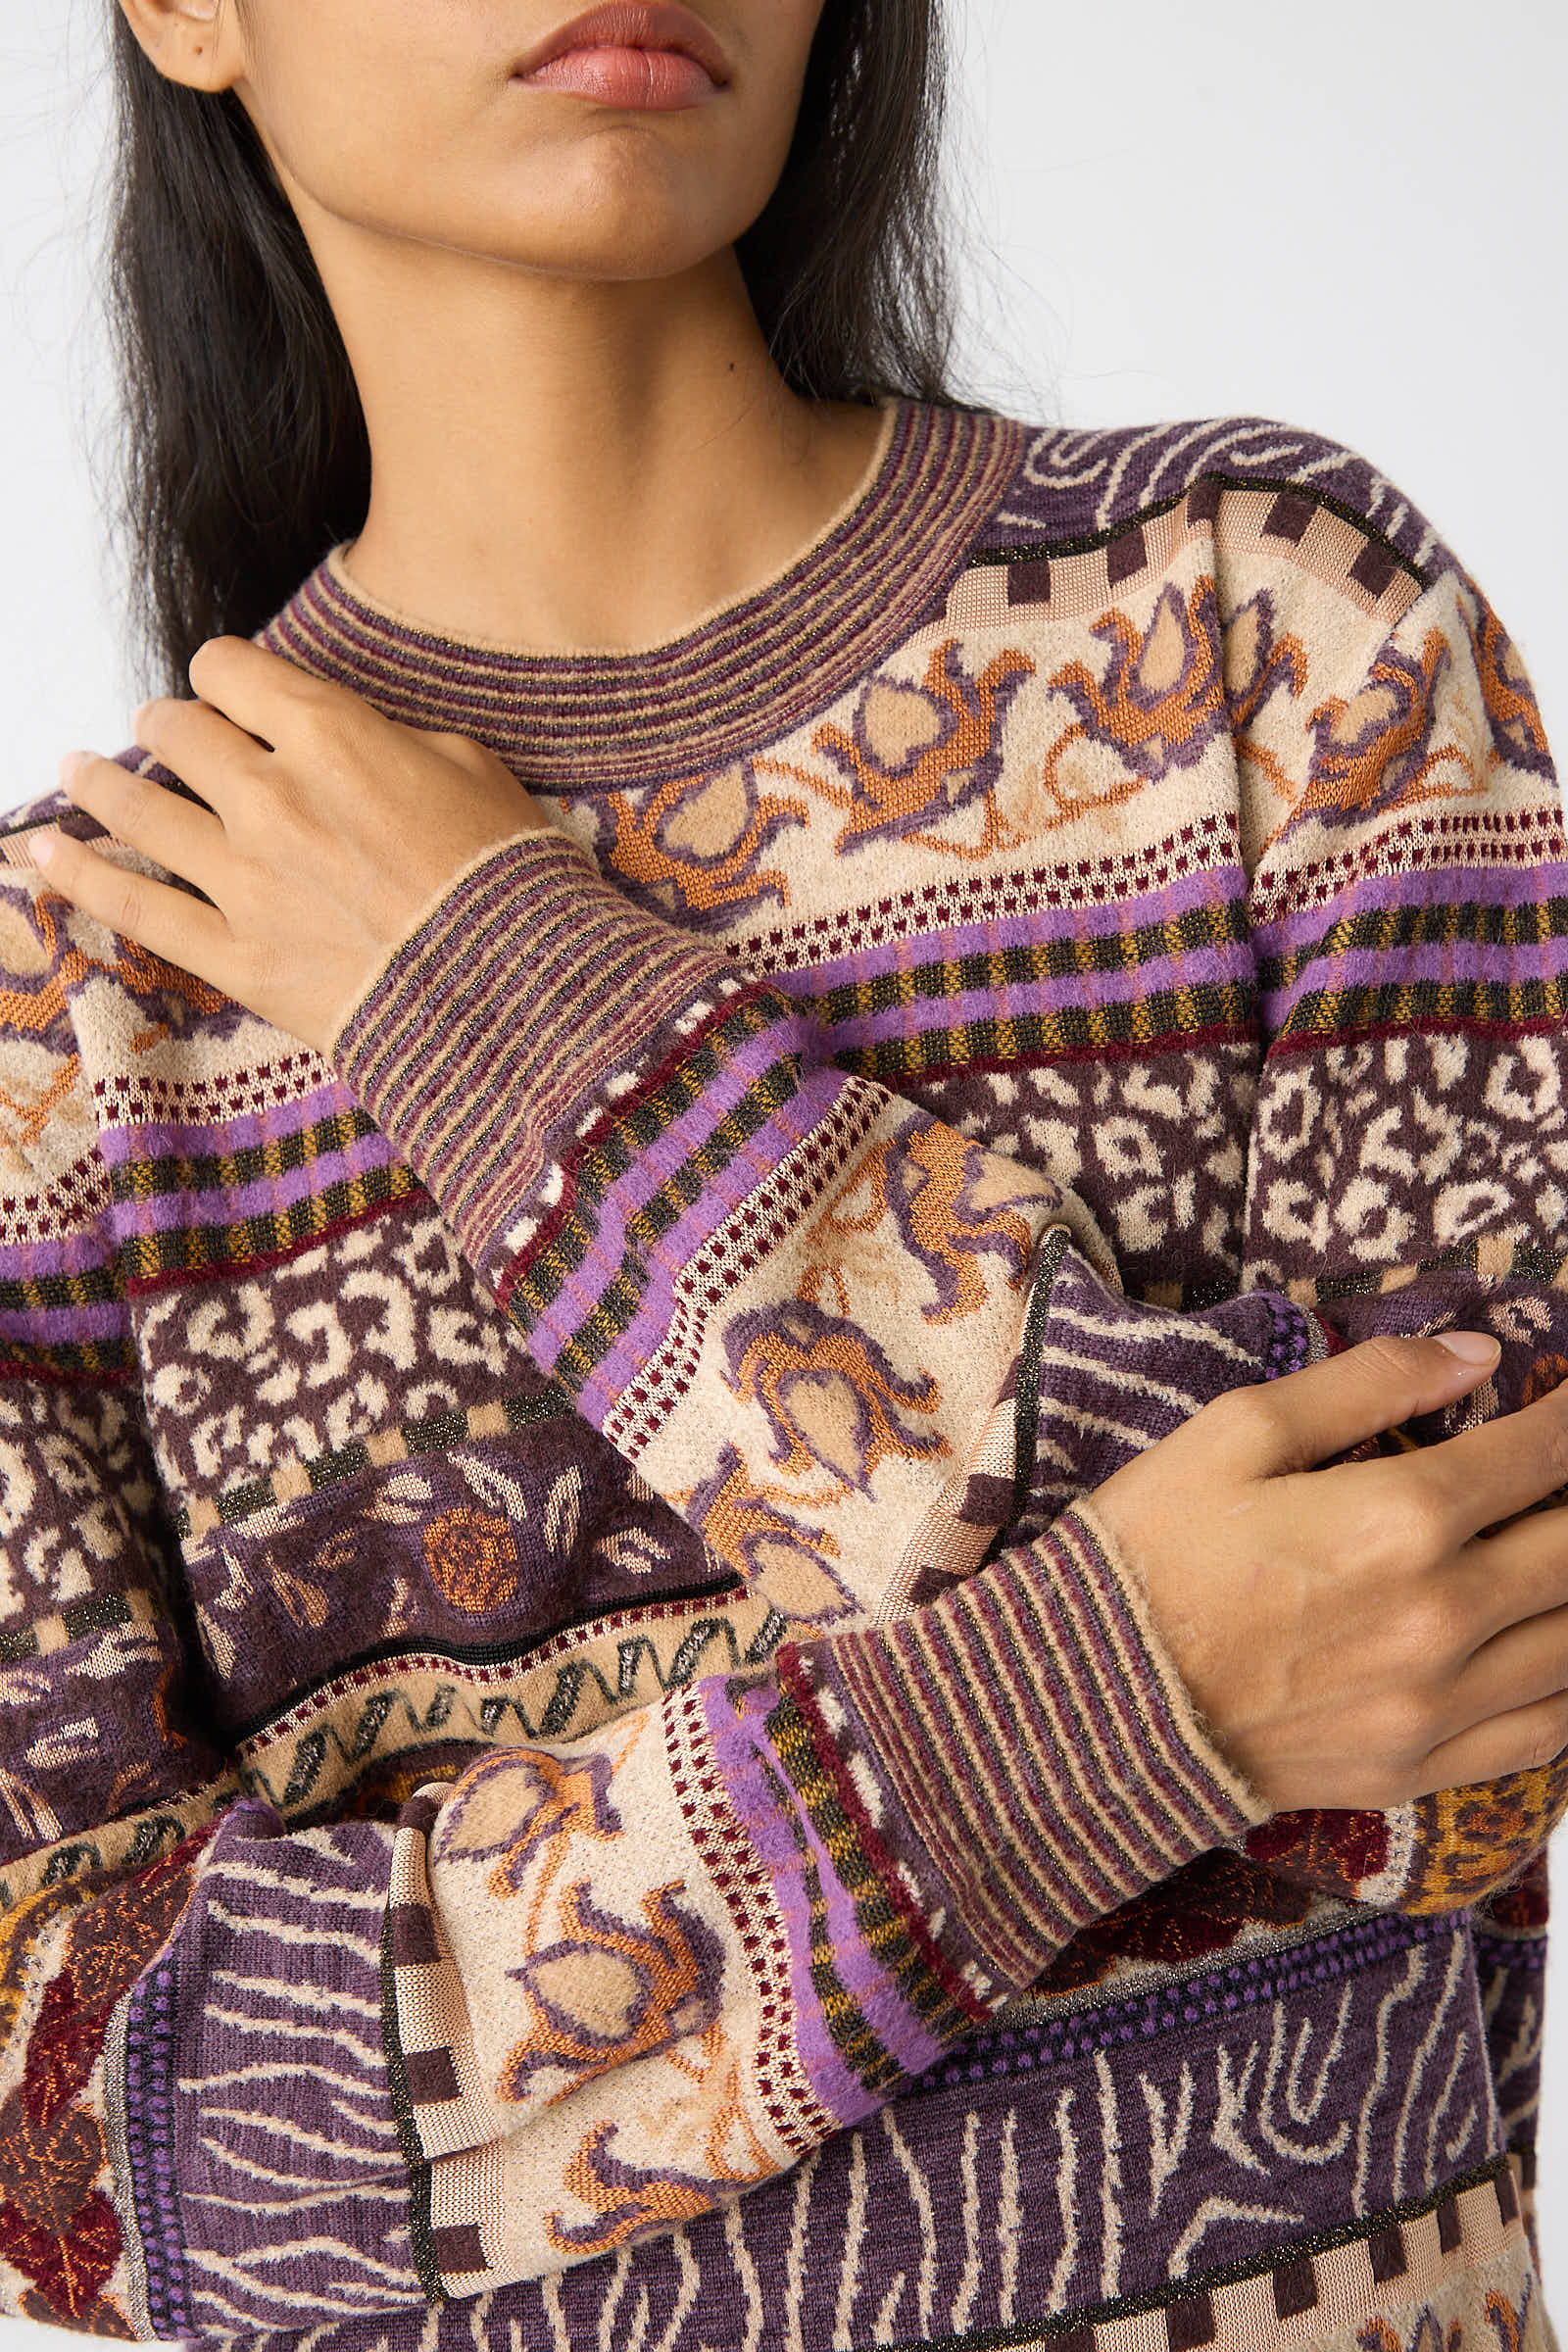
[519,45,721,109]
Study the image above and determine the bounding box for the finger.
[1448,1501,1568,1656]
[1222,1331,1501,1479]
[1418,1375,1568,1545]
[127,699,263,820]
[29,826,233,982]
[1410,1687,1568,1797]
[186,635,345,751]
[61,754,228,895]
[1445,1589,1568,1732]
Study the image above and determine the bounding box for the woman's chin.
[458,158,752,285]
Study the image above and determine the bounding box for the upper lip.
[514,3,732,85]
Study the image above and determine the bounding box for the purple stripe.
[342,854,710,1165]
[102,1131,398,1241]
[264,408,1030,793]
[702,1672,950,2122]
[0,1298,126,1348]
[0,1226,120,1283]
[809,949,1254,1052]
[1264,935,1568,1029]
[956,1558,1167,1893]
[896,1599,1101,1960]
[519,989,816,1279]
[344,848,619,1081]
[363,892,737,1263]
[93,1082,374,1166]
[529,1072,833,1396]
[280,405,951,694]
[776,864,1249,993]
[950,1568,1170,1898]
[289,553,875,711]
[1255,858,1568,956]
[541,1066,846,1411]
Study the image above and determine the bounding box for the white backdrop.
[0,0,1564,2340]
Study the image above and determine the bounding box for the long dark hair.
[105,0,960,693]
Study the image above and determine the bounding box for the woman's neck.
[319,241,887,654]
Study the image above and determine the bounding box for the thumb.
[1233,1330,1499,1478]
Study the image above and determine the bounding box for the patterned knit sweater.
[0,400,1563,2352]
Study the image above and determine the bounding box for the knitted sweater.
[0,399,1563,2352]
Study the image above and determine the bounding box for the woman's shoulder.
[0,785,79,995]
[0,782,74,860]
[0,752,150,880]
[0,769,134,958]
[978,407,1455,587]
[0,748,257,1221]
[0,784,107,1211]
[0,751,185,1040]
[0,748,174,922]
[971,406,1558,871]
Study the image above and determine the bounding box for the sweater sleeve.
[0,1005,1264,2326]
[1222,501,1568,1915]
[324,829,1348,1635]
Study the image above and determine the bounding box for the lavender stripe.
[702,1673,950,2123]
[810,949,1254,1051]
[93,1084,376,1164]
[779,865,1250,988]
[101,1131,398,1240]
[0,1298,127,1348]
[412,956,804,1286]
[538,1069,851,1407]
[425,971,802,1281]
[0,1226,122,1282]
[1254,858,1568,954]
[1263,934,1568,1028]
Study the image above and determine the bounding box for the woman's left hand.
[31,636,551,1057]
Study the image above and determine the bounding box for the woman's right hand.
[1083,1331,1568,1814]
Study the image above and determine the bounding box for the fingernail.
[58,750,89,785]
[1434,1331,1499,1364]
[30,830,58,867]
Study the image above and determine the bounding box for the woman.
[0,0,1563,2343]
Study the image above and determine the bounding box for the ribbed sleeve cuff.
[787,1496,1270,1997]
[326,830,738,1289]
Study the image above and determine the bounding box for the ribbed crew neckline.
[261,398,1026,794]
